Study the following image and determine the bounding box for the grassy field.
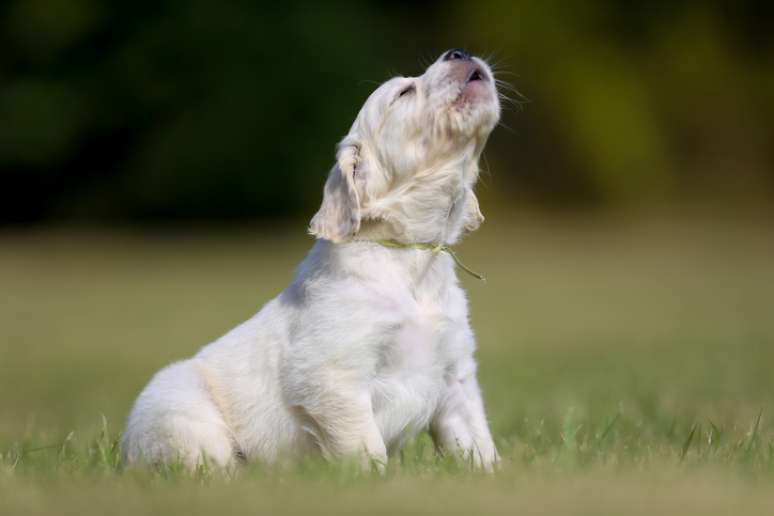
[1,212,773,515]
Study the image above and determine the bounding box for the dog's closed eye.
[397,84,415,98]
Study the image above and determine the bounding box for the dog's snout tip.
[443,48,471,62]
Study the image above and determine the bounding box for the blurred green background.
[2,0,773,224]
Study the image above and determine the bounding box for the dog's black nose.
[443,48,471,61]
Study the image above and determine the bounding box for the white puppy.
[122,48,501,471]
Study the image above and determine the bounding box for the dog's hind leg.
[122,360,236,471]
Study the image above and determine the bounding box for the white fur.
[122,51,501,471]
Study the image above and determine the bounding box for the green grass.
[1,213,774,515]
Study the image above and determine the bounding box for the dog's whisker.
[479,152,494,183]
[497,89,526,103]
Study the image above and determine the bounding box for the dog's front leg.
[430,356,499,472]
[302,388,387,472]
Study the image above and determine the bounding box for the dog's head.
[310,49,500,244]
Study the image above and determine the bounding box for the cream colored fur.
[122,50,501,472]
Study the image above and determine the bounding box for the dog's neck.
[355,157,477,245]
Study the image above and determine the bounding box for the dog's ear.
[309,141,363,243]
[463,188,485,232]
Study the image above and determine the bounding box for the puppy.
[122,48,501,471]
